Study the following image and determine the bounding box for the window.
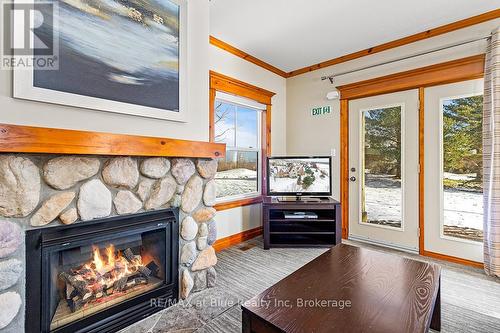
[214,98,262,202]
[209,71,274,209]
[441,94,483,242]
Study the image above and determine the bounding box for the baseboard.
[348,235,419,254]
[421,250,484,269]
[213,226,263,252]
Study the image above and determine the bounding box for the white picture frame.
[13,0,188,122]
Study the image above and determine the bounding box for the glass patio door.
[348,90,420,252]
[424,79,484,263]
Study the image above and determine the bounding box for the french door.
[348,90,420,252]
[423,79,484,263]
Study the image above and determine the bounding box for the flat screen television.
[267,156,332,197]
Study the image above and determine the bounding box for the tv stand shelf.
[263,197,341,249]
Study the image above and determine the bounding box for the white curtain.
[483,27,500,277]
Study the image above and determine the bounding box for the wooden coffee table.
[242,244,441,333]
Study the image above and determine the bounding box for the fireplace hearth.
[25,210,179,333]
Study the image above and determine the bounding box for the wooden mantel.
[0,124,226,158]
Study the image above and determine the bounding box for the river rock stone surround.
[0,154,219,332]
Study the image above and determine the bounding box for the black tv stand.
[263,197,341,249]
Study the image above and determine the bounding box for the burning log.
[114,276,128,292]
[137,265,151,278]
[68,295,88,312]
[146,261,159,276]
[59,272,93,300]
[65,283,77,300]
[123,248,135,262]
[96,265,113,276]
[126,276,148,289]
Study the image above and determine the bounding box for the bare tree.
[214,102,234,142]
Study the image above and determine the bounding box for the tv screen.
[267,156,332,196]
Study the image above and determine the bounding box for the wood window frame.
[336,55,485,268]
[209,71,275,211]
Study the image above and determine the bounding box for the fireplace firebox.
[25,210,179,333]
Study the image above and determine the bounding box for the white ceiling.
[210,0,500,72]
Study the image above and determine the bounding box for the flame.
[91,244,128,276]
[92,246,105,271]
[70,244,149,297]
[106,244,115,267]
[88,244,141,282]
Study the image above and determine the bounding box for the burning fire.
[86,245,138,283]
[60,243,156,313]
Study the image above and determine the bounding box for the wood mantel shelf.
[0,124,226,158]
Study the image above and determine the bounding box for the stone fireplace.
[25,210,178,332]
[0,150,221,332]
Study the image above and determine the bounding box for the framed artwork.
[13,0,188,122]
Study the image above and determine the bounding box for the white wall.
[216,205,262,239]
[209,44,287,239]
[0,1,210,142]
[286,19,500,201]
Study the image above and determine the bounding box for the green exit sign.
[311,106,332,116]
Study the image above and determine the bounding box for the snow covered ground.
[443,190,482,230]
[364,174,483,233]
[215,168,257,198]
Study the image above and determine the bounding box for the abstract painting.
[14,0,186,121]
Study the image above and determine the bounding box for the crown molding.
[287,9,499,77]
[210,9,500,79]
[209,36,289,78]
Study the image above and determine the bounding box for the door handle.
[350,176,356,182]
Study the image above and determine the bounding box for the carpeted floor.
[121,237,500,333]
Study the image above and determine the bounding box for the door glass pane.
[442,95,483,242]
[361,106,402,228]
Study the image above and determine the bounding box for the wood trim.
[287,9,500,77]
[337,55,485,100]
[209,88,216,142]
[421,250,483,269]
[261,105,272,196]
[418,88,425,255]
[264,104,272,156]
[0,123,225,158]
[214,196,263,211]
[210,36,289,78]
[213,226,263,252]
[209,71,272,211]
[340,99,349,239]
[210,70,276,105]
